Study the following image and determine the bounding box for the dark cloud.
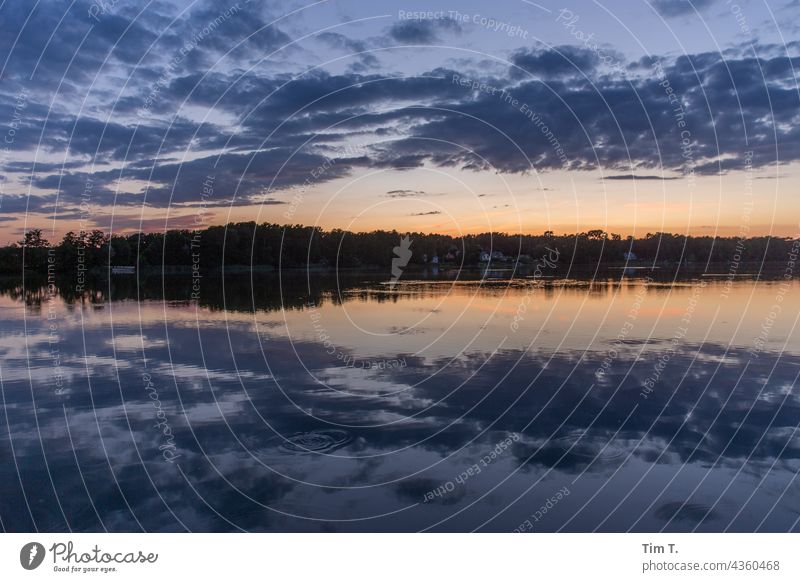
[118,148,355,208]
[409,210,441,216]
[510,45,600,77]
[651,0,717,18]
[387,19,461,44]
[183,1,292,55]
[316,32,380,72]
[383,49,800,175]
[0,194,57,215]
[386,189,428,198]
[0,1,161,88]
[604,174,680,180]
[0,1,798,220]
[7,44,800,216]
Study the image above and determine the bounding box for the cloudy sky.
[0,0,799,243]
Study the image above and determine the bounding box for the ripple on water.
[278,429,352,454]
[548,431,627,462]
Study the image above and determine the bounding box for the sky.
[0,0,799,244]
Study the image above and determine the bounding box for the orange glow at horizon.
[2,163,799,244]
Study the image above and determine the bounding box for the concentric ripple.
[278,430,352,454]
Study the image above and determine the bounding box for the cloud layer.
[0,1,797,227]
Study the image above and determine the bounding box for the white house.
[111,266,136,275]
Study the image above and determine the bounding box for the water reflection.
[0,274,799,532]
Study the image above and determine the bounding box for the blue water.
[1,275,799,532]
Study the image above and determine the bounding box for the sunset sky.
[1,0,799,244]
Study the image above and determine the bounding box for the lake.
[1,272,799,532]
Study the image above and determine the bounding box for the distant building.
[431,255,439,265]
[623,251,638,261]
[491,250,506,261]
[479,251,491,262]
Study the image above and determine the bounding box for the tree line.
[1,223,796,276]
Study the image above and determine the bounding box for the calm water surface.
[1,274,799,531]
